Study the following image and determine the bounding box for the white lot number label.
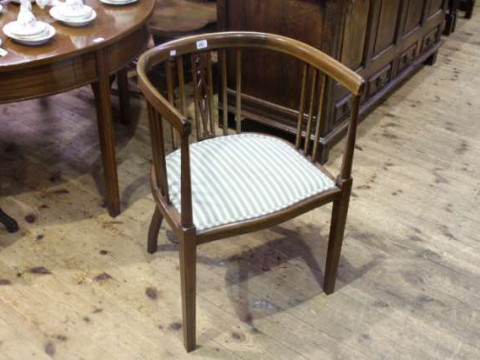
[196,40,208,50]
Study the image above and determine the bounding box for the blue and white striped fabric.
[166,134,336,231]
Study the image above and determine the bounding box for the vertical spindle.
[164,59,177,149]
[295,63,308,149]
[235,49,242,133]
[176,56,188,119]
[220,50,228,135]
[191,55,201,140]
[147,103,170,203]
[206,53,215,135]
[312,74,327,162]
[304,68,318,155]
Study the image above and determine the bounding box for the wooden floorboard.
[2,7,480,359]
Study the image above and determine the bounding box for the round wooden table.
[149,0,216,43]
[0,0,154,217]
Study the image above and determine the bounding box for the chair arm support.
[180,134,194,228]
[340,95,361,180]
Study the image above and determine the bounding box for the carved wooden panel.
[421,25,441,53]
[341,0,371,70]
[223,0,323,109]
[367,63,393,98]
[402,0,427,35]
[397,43,417,74]
[218,0,445,162]
[373,0,402,56]
[428,0,445,16]
[192,52,215,140]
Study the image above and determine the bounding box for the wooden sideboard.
[218,0,447,162]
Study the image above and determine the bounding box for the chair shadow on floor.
[156,222,380,328]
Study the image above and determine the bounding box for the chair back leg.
[324,178,353,294]
[179,230,197,352]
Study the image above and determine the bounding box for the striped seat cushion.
[166,134,336,231]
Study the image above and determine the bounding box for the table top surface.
[149,0,216,34]
[0,0,154,70]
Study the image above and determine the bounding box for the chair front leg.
[324,178,353,295]
[179,230,197,352]
[148,206,163,254]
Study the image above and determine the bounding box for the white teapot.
[11,0,46,36]
[17,0,36,27]
[35,0,60,9]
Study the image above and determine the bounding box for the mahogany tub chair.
[137,32,365,352]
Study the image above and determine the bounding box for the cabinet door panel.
[403,0,426,35]
[341,0,371,70]
[373,0,402,56]
[224,0,323,110]
[428,0,445,16]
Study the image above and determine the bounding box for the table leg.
[117,68,131,125]
[93,49,121,217]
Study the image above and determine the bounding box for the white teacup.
[58,0,92,19]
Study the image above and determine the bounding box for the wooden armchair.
[137,32,365,352]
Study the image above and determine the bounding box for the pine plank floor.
[1,8,480,360]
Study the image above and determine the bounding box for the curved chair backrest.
[137,31,364,228]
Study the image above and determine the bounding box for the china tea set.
[2,0,57,45]
[0,0,139,47]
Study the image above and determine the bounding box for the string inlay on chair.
[137,31,365,353]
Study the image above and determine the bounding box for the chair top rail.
[137,31,365,96]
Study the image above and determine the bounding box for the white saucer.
[3,22,55,45]
[100,0,138,6]
[50,6,96,27]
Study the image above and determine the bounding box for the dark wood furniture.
[459,0,475,18]
[137,31,364,352]
[0,208,19,233]
[218,0,447,162]
[445,0,475,35]
[445,0,460,35]
[0,0,154,217]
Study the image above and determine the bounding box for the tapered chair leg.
[324,178,352,295]
[148,206,163,254]
[179,231,197,352]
